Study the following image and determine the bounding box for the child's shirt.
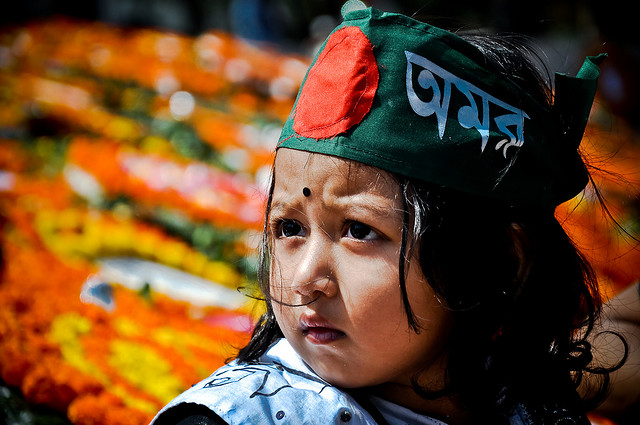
[150,338,447,425]
[150,338,588,425]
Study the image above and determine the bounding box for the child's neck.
[371,382,473,425]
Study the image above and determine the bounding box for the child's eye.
[277,219,305,238]
[345,221,378,241]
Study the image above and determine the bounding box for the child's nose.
[291,235,338,300]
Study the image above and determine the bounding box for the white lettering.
[405,51,529,157]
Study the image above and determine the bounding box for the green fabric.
[278,7,605,207]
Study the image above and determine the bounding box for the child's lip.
[299,313,346,344]
[299,313,339,331]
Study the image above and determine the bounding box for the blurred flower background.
[0,1,639,424]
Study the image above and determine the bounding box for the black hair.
[236,30,623,420]
[401,179,604,417]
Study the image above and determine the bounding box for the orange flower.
[69,392,152,425]
[0,200,252,424]
[21,359,103,412]
[66,136,265,230]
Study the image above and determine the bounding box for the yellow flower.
[48,313,107,381]
[114,317,143,338]
[111,384,159,414]
[109,340,184,403]
[134,229,164,258]
[155,239,187,268]
[181,251,209,276]
[202,260,240,287]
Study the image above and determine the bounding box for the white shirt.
[151,338,447,425]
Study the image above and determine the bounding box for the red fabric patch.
[293,26,379,139]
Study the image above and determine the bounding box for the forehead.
[273,148,399,199]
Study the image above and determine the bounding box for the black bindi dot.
[302,187,311,197]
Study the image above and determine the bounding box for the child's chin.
[307,361,378,389]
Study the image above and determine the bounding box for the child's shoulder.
[150,339,376,425]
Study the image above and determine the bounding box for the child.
[151,6,622,424]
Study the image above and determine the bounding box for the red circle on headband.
[293,26,379,139]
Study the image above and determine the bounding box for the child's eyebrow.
[269,189,402,222]
[335,196,402,220]
[268,201,302,218]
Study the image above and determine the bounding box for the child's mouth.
[299,314,346,344]
[302,327,346,344]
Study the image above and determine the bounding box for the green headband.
[277,7,606,207]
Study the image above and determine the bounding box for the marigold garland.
[32,204,249,288]
[0,214,253,424]
[66,136,265,230]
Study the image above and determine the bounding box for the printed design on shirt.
[203,362,331,398]
[405,50,529,157]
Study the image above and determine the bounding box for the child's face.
[268,148,454,391]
